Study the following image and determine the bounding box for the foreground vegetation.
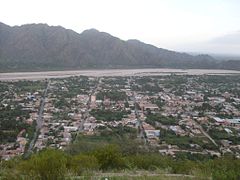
[1,144,240,180]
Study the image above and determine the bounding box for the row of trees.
[146,114,178,126]
[96,90,127,101]
[90,109,129,121]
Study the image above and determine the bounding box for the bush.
[208,156,240,180]
[19,149,67,180]
[93,145,126,170]
[126,154,172,170]
[69,154,99,175]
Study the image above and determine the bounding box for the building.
[91,95,96,103]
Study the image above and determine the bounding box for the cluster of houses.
[29,78,162,152]
[0,90,42,160]
[1,75,240,160]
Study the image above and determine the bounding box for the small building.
[226,119,240,125]
[145,130,160,138]
[140,102,159,111]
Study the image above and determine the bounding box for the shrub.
[93,145,126,170]
[69,154,99,175]
[19,149,67,180]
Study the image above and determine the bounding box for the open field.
[0,68,240,81]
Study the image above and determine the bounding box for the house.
[213,117,225,124]
[63,126,78,132]
[226,118,240,125]
[139,102,159,111]
[145,130,160,138]
[142,122,160,139]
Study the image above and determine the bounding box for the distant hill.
[0,22,239,72]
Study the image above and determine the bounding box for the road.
[134,95,147,144]
[193,119,218,147]
[24,80,50,157]
[77,78,99,134]
[129,77,148,145]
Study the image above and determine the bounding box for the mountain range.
[0,22,239,72]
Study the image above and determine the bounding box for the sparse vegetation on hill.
[1,145,240,180]
[1,22,240,72]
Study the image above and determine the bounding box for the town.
[1,74,240,160]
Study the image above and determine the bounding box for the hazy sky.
[1,0,240,54]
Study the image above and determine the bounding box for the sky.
[1,0,240,55]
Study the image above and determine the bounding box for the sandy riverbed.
[0,68,240,81]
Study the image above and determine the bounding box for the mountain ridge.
[0,22,239,72]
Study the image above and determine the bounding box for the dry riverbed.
[0,68,240,81]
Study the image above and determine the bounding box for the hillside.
[0,22,239,72]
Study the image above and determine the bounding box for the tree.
[19,149,67,180]
[93,145,126,170]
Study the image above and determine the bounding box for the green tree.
[93,145,126,170]
[19,149,67,180]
